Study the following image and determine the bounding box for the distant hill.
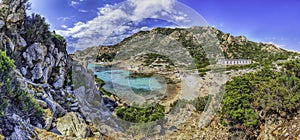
[72,26,298,70]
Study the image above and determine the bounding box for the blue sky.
[28,0,300,53]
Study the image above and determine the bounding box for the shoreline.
[91,62,182,111]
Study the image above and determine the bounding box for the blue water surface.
[87,64,163,96]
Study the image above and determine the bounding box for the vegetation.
[170,95,210,113]
[143,53,174,66]
[221,59,300,137]
[0,50,43,118]
[115,104,165,123]
[22,13,66,51]
[193,96,210,112]
[96,52,116,62]
[94,75,105,86]
[22,14,51,45]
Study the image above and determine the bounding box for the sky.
[27,0,300,53]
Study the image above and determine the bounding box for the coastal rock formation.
[0,0,103,139]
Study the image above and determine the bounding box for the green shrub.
[115,104,165,123]
[193,96,210,112]
[221,60,300,136]
[0,50,43,118]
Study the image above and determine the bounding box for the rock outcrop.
[0,0,102,139]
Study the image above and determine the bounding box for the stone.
[169,126,177,131]
[20,67,27,76]
[7,39,15,52]
[43,109,53,131]
[56,112,91,138]
[23,43,47,68]
[40,66,49,83]
[53,78,64,89]
[16,34,27,48]
[31,63,43,81]
[0,20,4,29]
[153,125,162,134]
[71,107,79,111]
[4,114,35,140]
[36,93,43,98]
[7,13,22,23]
[71,102,79,107]
[44,97,66,117]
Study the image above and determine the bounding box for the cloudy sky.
[28,0,300,53]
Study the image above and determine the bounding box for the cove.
[87,64,166,105]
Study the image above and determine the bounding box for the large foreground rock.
[56,112,91,138]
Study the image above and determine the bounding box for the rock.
[20,67,27,76]
[36,93,43,98]
[7,13,22,23]
[31,63,43,81]
[4,114,36,140]
[43,109,53,131]
[23,43,47,68]
[56,112,91,138]
[44,97,66,117]
[71,102,78,107]
[169,126,177,131]
[71,107,79,111]
[0,20,4,29]
[50,128,62,135]
[153,125,162,134]
[41,93,48,100]
[16,34,27,48]
[40,67,49,83]
[53,78,64,89]
[7,39,15,52]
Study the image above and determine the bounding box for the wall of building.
[217,59,252,65]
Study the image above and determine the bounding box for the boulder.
[23,43,47,68]
[7,39,15,52]
[40,66,49,83]
[44,97,66,117]
[53,78,64,89]
[15,34,27,49]
[4,114,36,140]
[0,20,4,29]
[31,63,43,81]
[56,112,91,138]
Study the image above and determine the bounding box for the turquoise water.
[87,64,165,102]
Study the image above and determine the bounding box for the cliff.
[0,0,102,139]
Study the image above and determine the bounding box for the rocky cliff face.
[0,0,102,139]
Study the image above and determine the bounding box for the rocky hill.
[1,0,300,139]
[73,26,297,71]
[0,0,103,139]
[71,23,300,139]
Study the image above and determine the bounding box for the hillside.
[1,0,300,139]
[71,26,300,139]
[73,26,297,71]
[0,0,103,139]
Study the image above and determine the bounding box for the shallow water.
[88,64,166,105]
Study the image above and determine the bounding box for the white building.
[217,59,252,65]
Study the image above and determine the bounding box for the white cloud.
[56,0,194,50]
[78,9,88,13]
[129,0,175,22]
[70,1,80,7]
[56,21,88,37]
[57,16,73,21]
[61,25,68,28]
